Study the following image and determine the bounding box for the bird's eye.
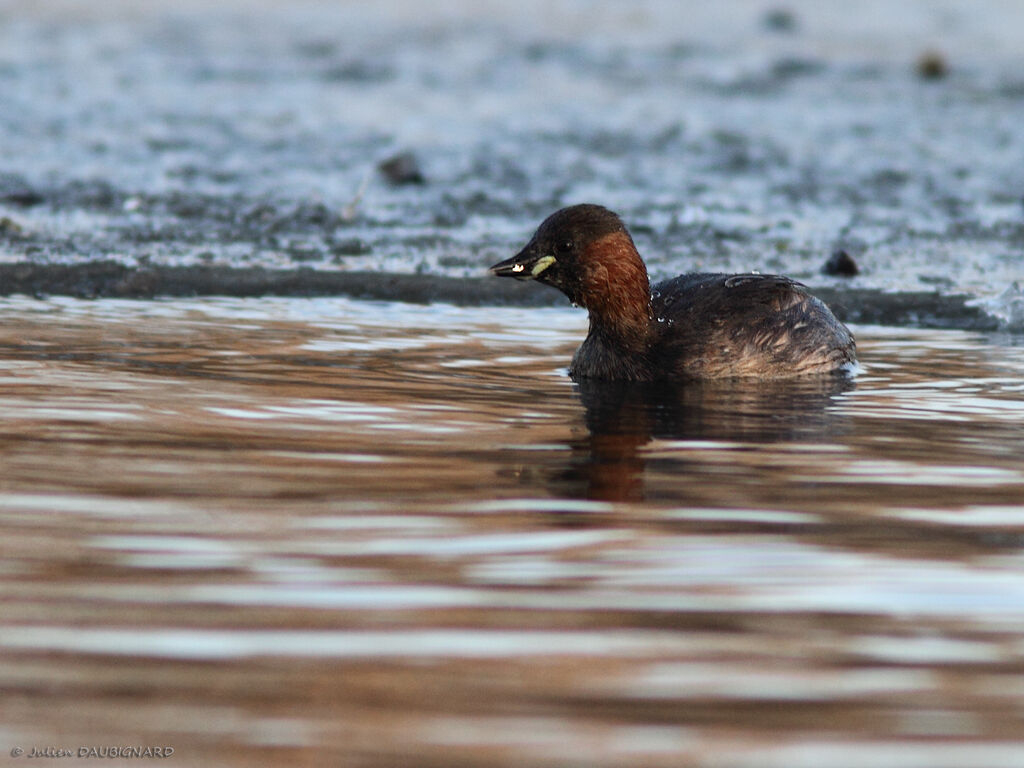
[554,239,574,255]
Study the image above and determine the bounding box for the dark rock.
[378,152,426,185]
[0,173,44,207]
[917,50,949,80]
[822,249,859,277]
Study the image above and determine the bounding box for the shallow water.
[2,297,1024,766]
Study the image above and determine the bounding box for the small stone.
[822,249,859,277]
[917,50,949,80]
[0,173,44,207]
[378,151,426,185]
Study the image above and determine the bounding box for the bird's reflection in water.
[558,375,854,501]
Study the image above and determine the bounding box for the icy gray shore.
[1,1,1023,328]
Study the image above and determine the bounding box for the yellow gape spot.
[531,255,556,276]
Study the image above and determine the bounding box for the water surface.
[2,297,1024,766]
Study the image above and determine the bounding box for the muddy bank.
[0,261,1002,331]
[1,1,1023,329]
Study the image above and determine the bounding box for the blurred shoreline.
[0,262,1005,331]
[2,1,1023,327]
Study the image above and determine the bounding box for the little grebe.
[490,204,856,381]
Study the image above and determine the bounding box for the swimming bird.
[490,204,856,381]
